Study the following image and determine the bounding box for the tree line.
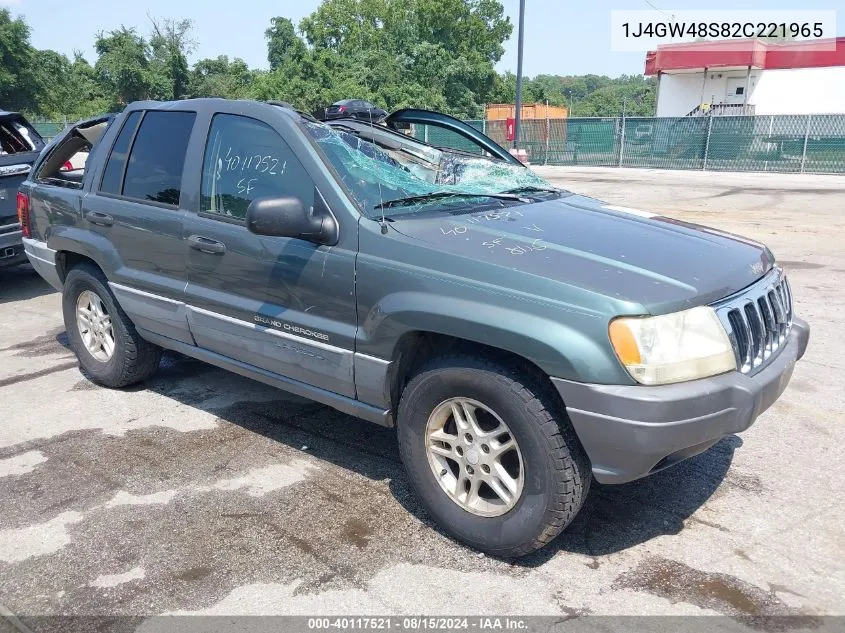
[1,0,656,122]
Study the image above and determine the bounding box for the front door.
[183,112,357,397]
[384,108,523,165]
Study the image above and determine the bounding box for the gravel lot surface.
[1,166,843,630]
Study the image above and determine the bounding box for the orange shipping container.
[485,103,568,121]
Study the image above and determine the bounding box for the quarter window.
[100,111,141,195]
[200,114,314,220]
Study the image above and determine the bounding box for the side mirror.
[245,196,337,245]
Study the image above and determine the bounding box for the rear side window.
[200,114,314,220]
[123,112,195,205]
[100,110,196,206]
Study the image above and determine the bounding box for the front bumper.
[552,317,810,484]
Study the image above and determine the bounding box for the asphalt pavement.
[0,166,843,630]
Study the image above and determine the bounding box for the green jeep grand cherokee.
[20,100,809,556]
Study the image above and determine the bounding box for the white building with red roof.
[644,37,845,117]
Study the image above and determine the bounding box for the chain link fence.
[34,114,845,174]
[29,118,69,142]
[416,114,845,174]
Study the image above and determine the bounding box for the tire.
[397,354,591,558]
[62,263,162,388]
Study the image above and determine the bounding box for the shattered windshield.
[303,121,554,218]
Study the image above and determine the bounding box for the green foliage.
[270,0,512,118]
[4,0,656,124]
[492,73,657,117]
[149,17,196,101]
[0,9,37,112]
[266,17,306,70]
[189,56,254,99]
[94,27,157,108]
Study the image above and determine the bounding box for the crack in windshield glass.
[303,121,555,219]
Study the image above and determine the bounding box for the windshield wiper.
[501,185,559,195]
[374,191,523,211]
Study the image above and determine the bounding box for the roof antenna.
[366,104,389,235]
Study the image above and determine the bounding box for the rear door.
[182,109,358,396]
[0,113,45,250]
[83,109,197,344]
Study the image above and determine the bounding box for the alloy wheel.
[75,290,115,362]
[424,397,525,517]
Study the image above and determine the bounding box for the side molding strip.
[110,282,184,304]
[111,283,395,422]
[354,353,392,410]
[109,282,195,345]
[188,304,352,356]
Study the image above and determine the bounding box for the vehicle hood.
[388,194,775,314]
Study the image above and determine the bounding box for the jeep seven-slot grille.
[714,268,793,374]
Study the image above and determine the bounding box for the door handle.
[188,235,227,255]
[85,211,114,227]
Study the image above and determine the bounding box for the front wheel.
[397,355,591,557]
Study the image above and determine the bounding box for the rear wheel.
[62,264,162,387]
[397,354,591,557]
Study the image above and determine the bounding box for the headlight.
[609,306,736,385]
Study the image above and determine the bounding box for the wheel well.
[387,331,559,413]
[57,251,100,283]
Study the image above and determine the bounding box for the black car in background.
[324,99,387,122]
[1,111,46,268]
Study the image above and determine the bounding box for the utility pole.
[513,0,526,148]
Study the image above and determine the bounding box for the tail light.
[17,191,31,238]
[338,105,347,113]
[60,161,73,171]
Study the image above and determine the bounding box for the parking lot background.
[1,167,843,624]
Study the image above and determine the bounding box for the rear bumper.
[21,237,63,289]
[552,317,810,484]
[0,225,26,267]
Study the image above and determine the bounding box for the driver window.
[200,114,314,221]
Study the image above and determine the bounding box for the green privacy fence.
[416,114,845,174]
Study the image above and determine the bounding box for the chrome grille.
[713,267,793,374]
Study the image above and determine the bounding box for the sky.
[3,0,842,78]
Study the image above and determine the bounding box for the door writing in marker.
[237,178,257,195]
[223,147,286,176]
